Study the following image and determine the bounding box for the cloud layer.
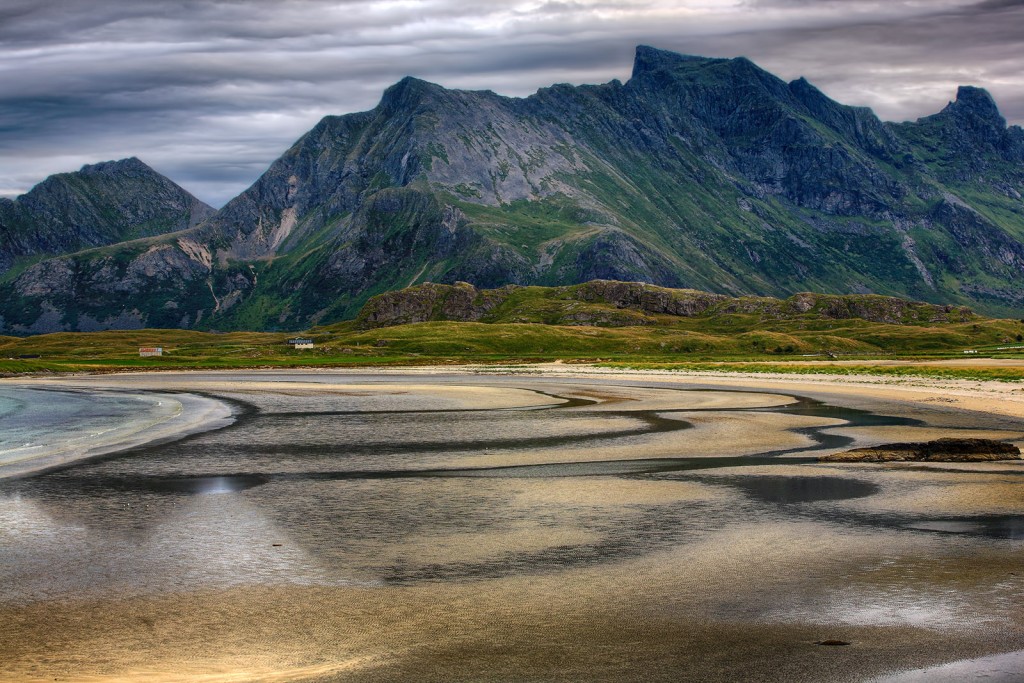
[1,0,1022,206]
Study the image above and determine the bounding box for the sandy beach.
[1,365,1022,682]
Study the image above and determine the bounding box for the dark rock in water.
[815,640,851,646]
[820,438,1021,463]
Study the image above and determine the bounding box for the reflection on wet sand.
[1,371,1023,682]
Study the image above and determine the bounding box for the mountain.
[0,157,214,273]
[1,46,1022,334]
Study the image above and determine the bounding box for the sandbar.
[1,365,1023,682]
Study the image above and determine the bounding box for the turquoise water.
[0,387,181,475]
[0,393,20,411]
[0,393,25,421]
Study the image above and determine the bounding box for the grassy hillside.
[3,301,1024,380]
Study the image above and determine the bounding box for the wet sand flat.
[1,367,1023,682]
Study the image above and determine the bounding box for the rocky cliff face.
[2,46,1023,333]
[355,280,977,329]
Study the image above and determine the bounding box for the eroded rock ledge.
[820,438,1021,463]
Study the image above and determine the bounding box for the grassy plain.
[3,310,1024,381]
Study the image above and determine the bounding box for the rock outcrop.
[355,280,980,330]
[356,282,517,328]
[820,438,1022,463]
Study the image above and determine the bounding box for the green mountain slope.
[0,158,214,274]
[1,46,1022,334]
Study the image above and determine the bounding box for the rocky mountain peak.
[378,75,446,114]
[79,157,151,176]
[628,45,793,113]
[0,157,214,274]
[630,46,772,84]
[911,85,1017,159]
[787,76,823,101]
[947,85,1005,126]
[630,45,712,79]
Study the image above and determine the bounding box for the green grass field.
[3,312,1024,381]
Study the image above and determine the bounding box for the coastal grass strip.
[596,361,1024,382]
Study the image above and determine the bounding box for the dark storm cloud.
[720,0,1024,122]
[0,0,1021,206]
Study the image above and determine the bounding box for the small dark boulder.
[820,438,1021,463]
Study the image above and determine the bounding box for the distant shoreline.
[8,363,1024,461]
[5,364,1023,482]
[5,355,1024,384]
[9,361,1024,414]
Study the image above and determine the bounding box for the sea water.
[0,386,185,477]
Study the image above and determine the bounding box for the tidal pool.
[1,372,1022,682]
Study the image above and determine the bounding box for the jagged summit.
[378,75,448,112]
[628,46,775,88]
[630,45,717,77]
[625,46,798,119]
[945,85,1006,125]
[896,81,1022,172]
[79,157,151,175]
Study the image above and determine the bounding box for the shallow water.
[1,374,1023,682]
[0,387,180,473]
[712,474,881,504]
[903,516,1024,540]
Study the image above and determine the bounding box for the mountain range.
[1,45,1022,334]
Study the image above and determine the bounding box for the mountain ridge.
[1,45,1022,334]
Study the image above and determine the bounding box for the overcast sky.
[1,0,1022,207]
